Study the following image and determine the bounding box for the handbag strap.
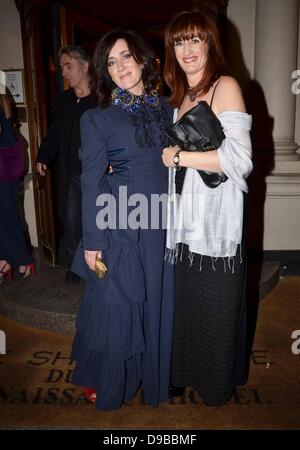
[209,78,221,109]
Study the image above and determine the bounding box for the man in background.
[36,46,97,284]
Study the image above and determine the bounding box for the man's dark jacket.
[36,88,98,221]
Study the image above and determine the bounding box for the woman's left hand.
[161,145,181,168]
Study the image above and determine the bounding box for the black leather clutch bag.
[165,101,228,188]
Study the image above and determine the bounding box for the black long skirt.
[171,168,248,406]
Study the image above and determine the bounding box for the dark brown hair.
[164,10,226,107]
[93,29,161,107]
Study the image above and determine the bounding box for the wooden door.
[17,1,111,266]
[18,1,57,265]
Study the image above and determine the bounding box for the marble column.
[253,0,300,250]
[255,0,300,161]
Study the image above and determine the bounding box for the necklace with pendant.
[188,87,197,102]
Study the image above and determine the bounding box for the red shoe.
[0,262,13,285]
[83,387,97,404]
[16,262,36,279]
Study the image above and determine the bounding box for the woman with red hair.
[162,10,253,406]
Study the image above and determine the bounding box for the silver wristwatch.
[173,150,182,170]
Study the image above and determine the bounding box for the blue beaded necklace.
[111,87,160,113]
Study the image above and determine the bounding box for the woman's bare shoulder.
[215,76,246,113]
[218,75,242,91]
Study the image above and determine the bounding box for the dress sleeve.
[80,108,110,251]
[217,111,253,192]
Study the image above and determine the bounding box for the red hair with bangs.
[164,10,226,107]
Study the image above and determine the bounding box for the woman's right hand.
[84,250,102,271]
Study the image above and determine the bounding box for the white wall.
[0,0,24,68]
[0,0,38,247]
[295,4,300,150]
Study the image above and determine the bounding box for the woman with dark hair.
[162,10,253,406]
[70,29,174,411]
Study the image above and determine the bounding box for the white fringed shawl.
[166,110,253,260]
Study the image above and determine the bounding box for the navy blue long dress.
[71,96,174,411]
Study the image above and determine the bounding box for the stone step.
[0,259,280,335]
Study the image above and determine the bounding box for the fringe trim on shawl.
[164,243,243,274]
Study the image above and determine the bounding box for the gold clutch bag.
[94,254,108,279]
